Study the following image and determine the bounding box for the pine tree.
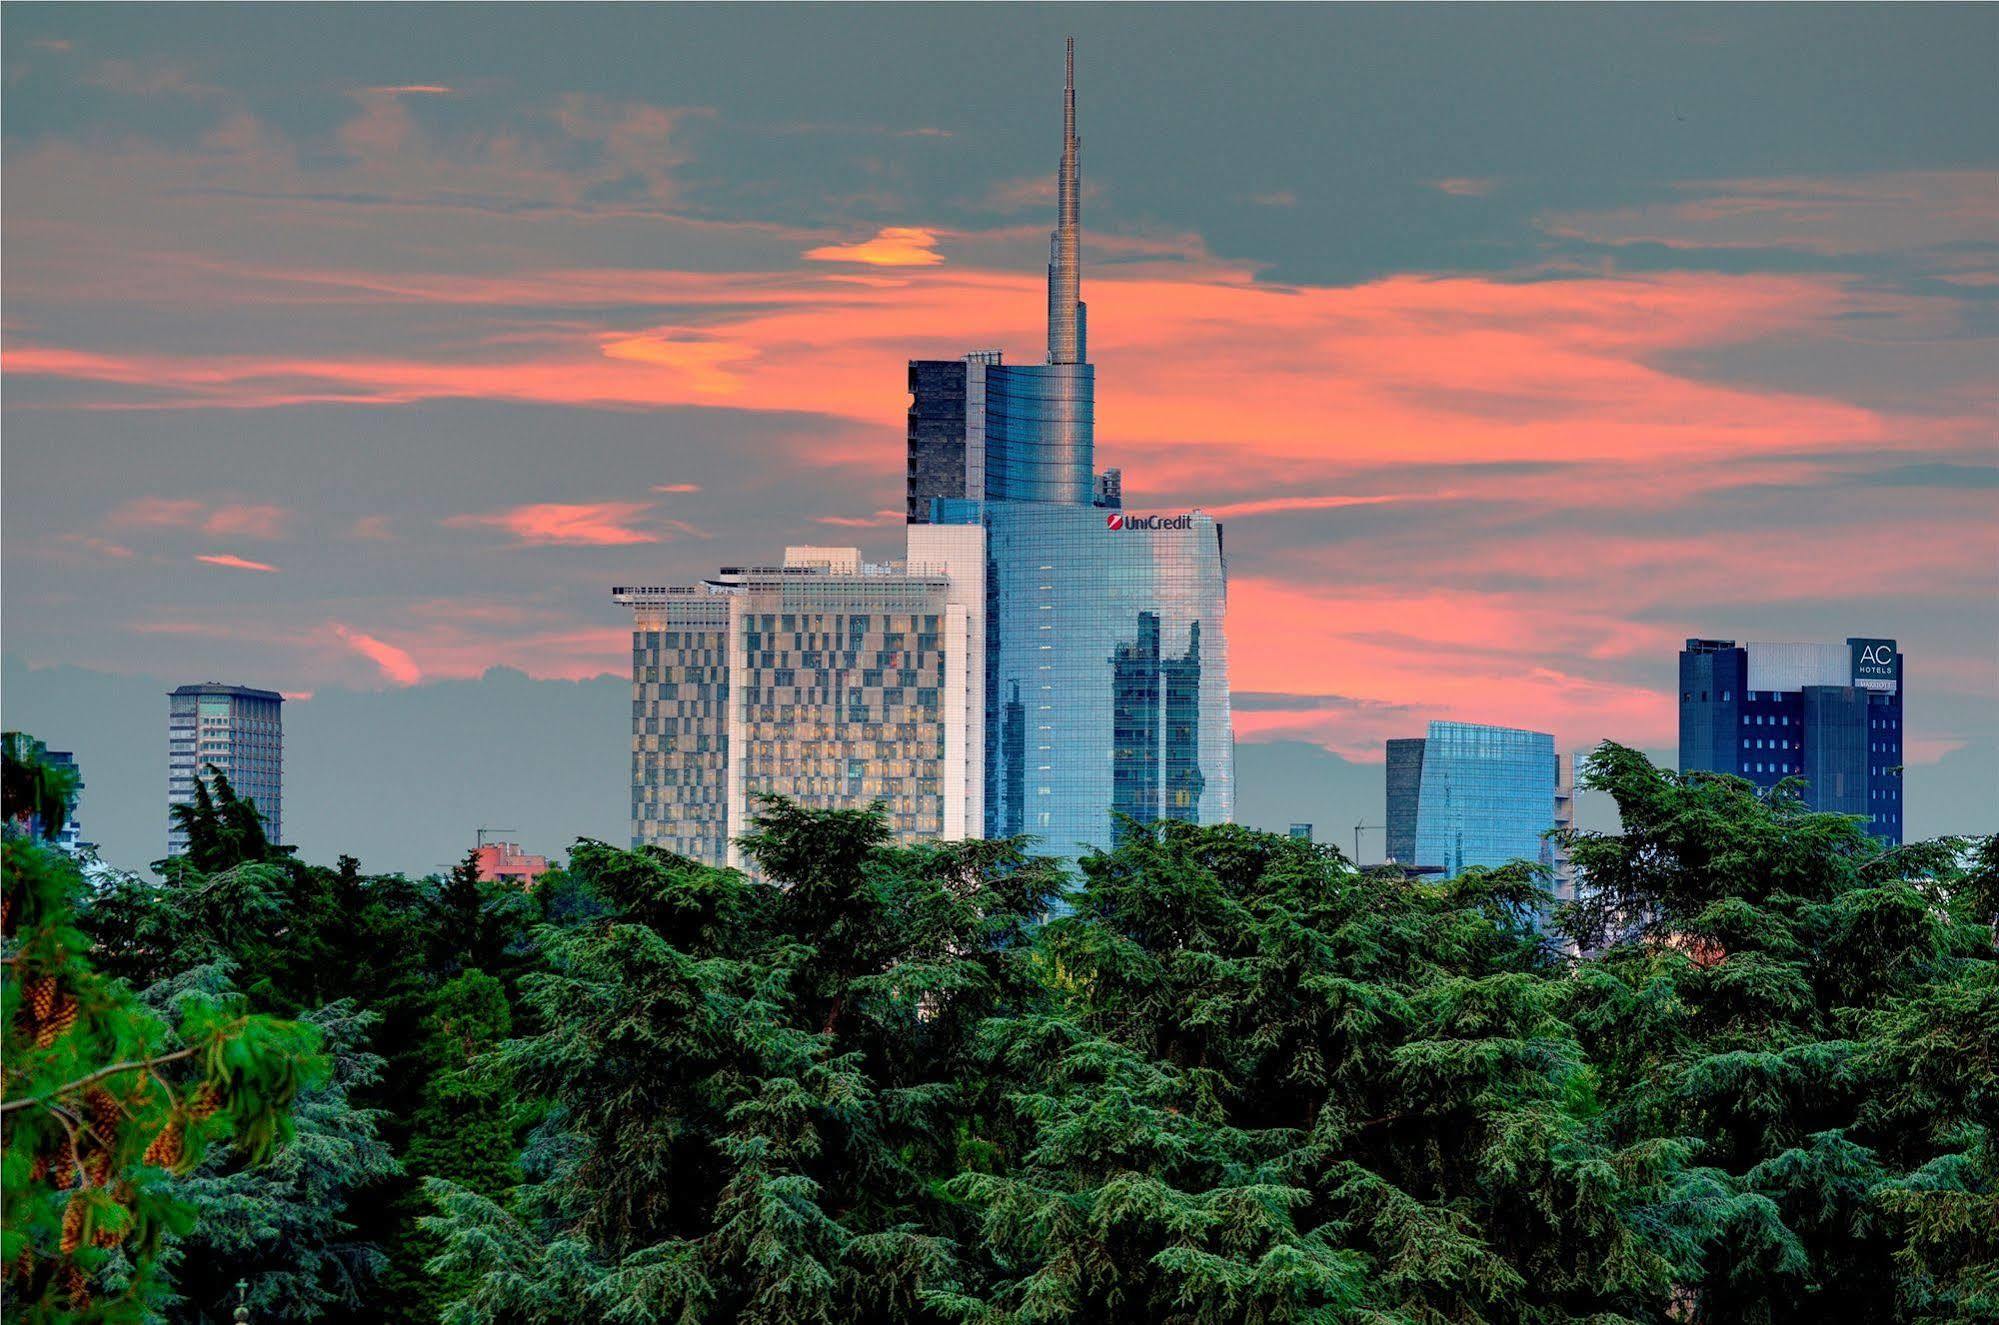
[2,736,323,1320]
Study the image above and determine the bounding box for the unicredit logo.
[1108,513,1194,531]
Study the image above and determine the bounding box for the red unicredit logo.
[1106,513,1124,530]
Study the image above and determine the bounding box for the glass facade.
[1384,737,1427,864]
[984,363,1094,506]
[1412,721,1557,879]
[937,500,1231,864]
[167,683,283,856]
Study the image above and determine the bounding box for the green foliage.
[2,815,323,1319]
[8,740,1993,1323]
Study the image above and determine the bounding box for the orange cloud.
[653,482,702,493]
[195,552,279,572]
[444,500,658,546]
[332,623,423,685]
[804,226,945,267]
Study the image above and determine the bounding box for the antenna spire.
[1047,38,1084,364]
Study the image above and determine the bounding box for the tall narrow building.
[168,683,283,855]
[918,40,1233,863]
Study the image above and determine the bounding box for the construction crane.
[476,826,517,850]
[1353,822,1384,868]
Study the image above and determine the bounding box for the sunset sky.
[5,5,1995,868]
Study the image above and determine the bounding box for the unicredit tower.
[905,39,1233,865]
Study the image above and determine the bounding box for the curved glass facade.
[985,363,1094,506]
[942,500,1231,864]
[1412,721,1557,878]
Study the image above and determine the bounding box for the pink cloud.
[1435,177,1498,197]
[652,482,702,493]
[195,553,279,573]
[350,515,395,540]
[814,509,904,528]
[109,497,206,528]
[107,497,288,538]
[444,500,658,546]
[202,503,289,539]
[332,623,422,686]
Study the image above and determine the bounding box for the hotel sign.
[1107,513,1195,531]
[1850,638,1898,686]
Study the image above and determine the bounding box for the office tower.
[906,41,1234,863]
[1678,637,1905,843]
[1395,721,1560,880]
[168,683,283,855]
[1384,737,1427,864]
[616,542,982,867]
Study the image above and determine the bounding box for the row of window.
[1743,762,1794,775]
[1744,714,1792,727]
[1743,739,1795,751]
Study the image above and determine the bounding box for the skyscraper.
[1678,637,1905,843]
[1390,722,1564,881]
[616,39,1229,872]
[168,683,283,855]
[914,41,1233,862]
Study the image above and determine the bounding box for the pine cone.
[85,1150,111,1187]
[188,1083,222,1121]
[1,889,15,935]
[62,1262,90,1309]
[27,975,57,1022]
[53,1136,77,1188]
[29,1152,50,1183]
[35,993,78,1048]
[142,1120,183,1170]
[59,1194,86,1255]
[90,1224,123,1249]
[6,1248,31,1284]
[85,1087,122,1139]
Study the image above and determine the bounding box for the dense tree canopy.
[4,737,1993,1322]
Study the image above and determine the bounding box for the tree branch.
[1,1046,202,1116]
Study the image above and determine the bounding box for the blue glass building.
[935,500,1231,858]
[1409,722,1559,879]
[1678,637,1905,843]
[907,40,1232,865]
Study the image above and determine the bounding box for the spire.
[1047,37,1084,365]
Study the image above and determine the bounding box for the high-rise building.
[616,39,1229,874]
[168,683,283,855]
[1389,722,1564,881]
[909,40,1233,863]
[1678,637,1905,843]
[1384,737,1427,864]
[616,542,981,867]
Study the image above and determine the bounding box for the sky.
[4,4,1995,874]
